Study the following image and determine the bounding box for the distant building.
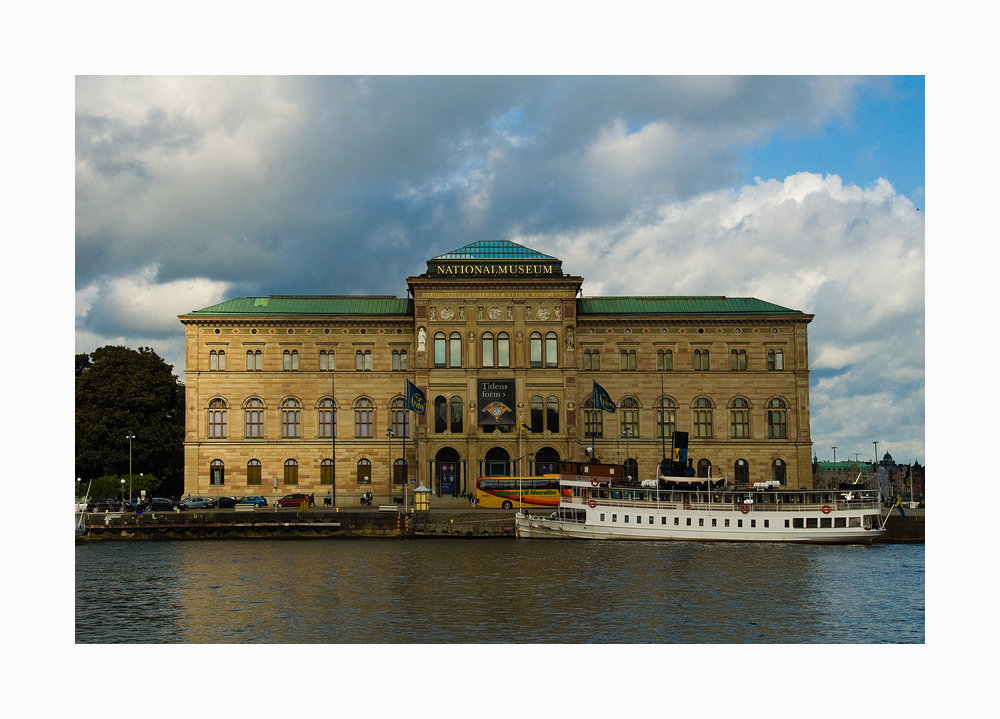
[179,240,815,501]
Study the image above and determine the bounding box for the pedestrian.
[309,493,315,507]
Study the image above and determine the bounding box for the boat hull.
[515,514,882,544]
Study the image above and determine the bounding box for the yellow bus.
[475,475,564,509]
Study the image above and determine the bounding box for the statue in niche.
[565,326,575,349]
[429,307,436,321]
[417,327,426,351]
[507,307,513,321]
[478,307,484,320]
[555,306,562,320]
[459,307,465,321]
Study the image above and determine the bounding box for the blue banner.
[593,381,617,413]
[405,380,426,415]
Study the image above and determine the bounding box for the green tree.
[76,346,185,496]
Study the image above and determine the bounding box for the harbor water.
[75,539,924,643]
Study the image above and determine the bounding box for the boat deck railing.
[568,498,881,512]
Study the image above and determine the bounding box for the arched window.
[354,398,374,437]
[246,349,262,371]
[772,458,787,485]
[283,349,299,371]
[730,349,747,371]
[657,397,676,439]
[730,397,751,438]
[318,398,336,438]
[584,348,601,371]
[497,332,510,368]
[208,398,227,438]
[481,332,494,367]
[450,395,463,433]
[657,349,672,371]
[357,458,372,484]
[530,395,544,432]
[320,349,334,371]
[697,458,712,478]
[450,332,462,368]
[355,349,372,371]
[392,350,407,371]
[245,398,264,438]
[694,349,710,371]
[620,397,640,438]
[767,398,788,438]
[210,459,225,486]
[434,332,447,368]
[281,398,301,438]
[693,397,713,438]
[583,397,604,439]
[767,349,784,371]
[545,332,558,367]
[210,349,226,371]
[734,458,749,485]
[624,458,638,481]
[321,458,334,485]
[284,458,298,485]
[247,458,261,486]
[546,395,560,433]
[529,332,543,368]
[434,395,447,433]
[620,349,636,371]
[391,397,409,438]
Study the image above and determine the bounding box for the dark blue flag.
[593,381,617,413]
[405,380,426,415]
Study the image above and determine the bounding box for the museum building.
[179,240,815,502]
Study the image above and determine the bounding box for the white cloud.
[78,265,232,337]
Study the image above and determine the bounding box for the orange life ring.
[740,504,750,514]
[591,478,599,487]
[821,505,831,514]
[588,499,597,508]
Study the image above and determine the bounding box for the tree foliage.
[76,346,185,495]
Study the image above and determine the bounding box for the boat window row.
[479,477,560,491]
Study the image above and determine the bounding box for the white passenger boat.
[515,461,886,544]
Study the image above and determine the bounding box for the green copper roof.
[183,296,412,317]
[433,240,556,261]
[578,296,806,316]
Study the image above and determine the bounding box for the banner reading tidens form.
[478,379,515,426]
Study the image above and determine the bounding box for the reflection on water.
[76,540,924,643]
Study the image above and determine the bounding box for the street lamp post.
[387,429,394,504]
[831,446,837,490]
[126,431,136,504]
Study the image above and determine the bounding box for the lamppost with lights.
[126,431,136,503]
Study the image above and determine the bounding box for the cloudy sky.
[75,75,925,466]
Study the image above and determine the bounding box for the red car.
[277,493,310,507]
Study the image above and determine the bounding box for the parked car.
[277,493,310,507]
[236,495,268,507]
[146,497,178,511]
[178,496,214,510]
[214,496,238,509]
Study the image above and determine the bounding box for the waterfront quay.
[77,496,923,542]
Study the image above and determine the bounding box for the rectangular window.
[246,410,263,438]
[793,518,804,528]
[738,519,743,527]
[785,519,790,528]
[319,409,335,438]
[834,517,847,528]
[208,410,227,438]
[625,515,629,523]
[725,519,730,527]
[751,519,756,527]
[282,410,300,438]
[600,514,605,522]
[820,517,832,528]
[686,517,691,526]
[698,518,704,526]
[806,517,818,528]
[648,516,653,524]
[849,517,861,527]
[764,520,769,528]
[612,514,617,522]
[661,517,667,525]
[712,518,717,527]
[674,517,679,525]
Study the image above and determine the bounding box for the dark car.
[214,496,238,509]
[147,497,178,511]
[277,493,310,507]
[236,495,268,508]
